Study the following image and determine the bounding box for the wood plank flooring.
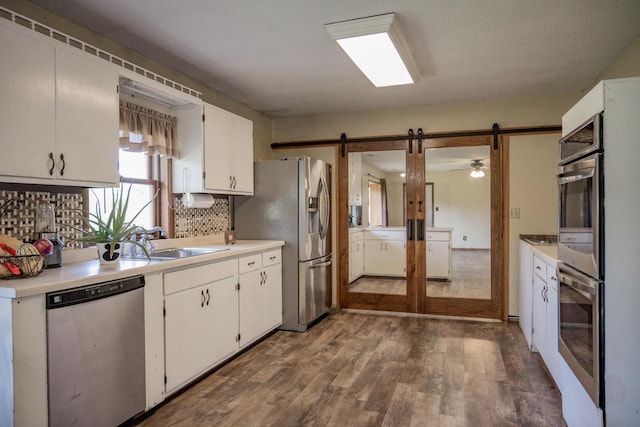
[136,311,564,426]
[349,249,491,300]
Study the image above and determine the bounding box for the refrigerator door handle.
[309,259,333,269]
[319,174,330,240]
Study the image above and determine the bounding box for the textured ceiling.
[27,0,640,117]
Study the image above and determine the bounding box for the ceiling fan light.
[325,13,419,87]
[470,169,485,178]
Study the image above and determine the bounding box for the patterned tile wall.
[0,188,85,249]
[173,195,230,238]
[0,187,230,245]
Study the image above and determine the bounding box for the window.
[89,149,157,231]
[368,180,383,226]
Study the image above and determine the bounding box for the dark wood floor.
[138,311,564,426]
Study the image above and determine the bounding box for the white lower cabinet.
[164,276,238,393]
[426,241,450,279]
[529,251,562,392]
[349,232,364,282]
[163,248,282,395]
[364,230,406,277]
[238,250,283,347]
[519,241,535,349]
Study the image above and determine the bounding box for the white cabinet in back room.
[173,102,254,196]
[348,152,362,205]
[519,240,534,349]
[364,230,406,277]
[426,230,452,280]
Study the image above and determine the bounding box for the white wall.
[427,169,491,249]
[385,174,405,227]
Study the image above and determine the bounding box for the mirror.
[348,150,407,295]
[425,146,491,299]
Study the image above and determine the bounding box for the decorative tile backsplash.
[0,186,231,245]
[173,195,230,238]
[0,188,85,249]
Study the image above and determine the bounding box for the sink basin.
[126,247,229,260]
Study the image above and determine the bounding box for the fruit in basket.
[33,238,54,256]
[16,243,43,276]
[0,234,23,278]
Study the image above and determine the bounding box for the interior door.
[339,134,504,319]
[341,141,418,313]
[421,136,503,318]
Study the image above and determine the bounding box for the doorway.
[339,135,504,319]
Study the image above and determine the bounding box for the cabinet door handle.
[206,288,210,305]
[201,289,205,307]
[264,271,267,283]
[48,152,55,176]
[229,175,233,189]
[59,153,65,176]
[550,276,557,281]
[233,176,237,189]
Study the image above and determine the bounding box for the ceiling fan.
[469,159,486,178]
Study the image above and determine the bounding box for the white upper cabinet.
[203,103,253,195]
[0,22,55,181]
[55,48,119,185]
[173,102,254,195]
[0,20,119,187]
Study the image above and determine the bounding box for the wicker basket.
[0,254,47,279]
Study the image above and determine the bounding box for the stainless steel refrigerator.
[235,157,332,331]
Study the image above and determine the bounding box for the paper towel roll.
[183,193,214,208]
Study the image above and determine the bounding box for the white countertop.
[0,238,284,299]
[364,226,453,232]
[531,244,558,265]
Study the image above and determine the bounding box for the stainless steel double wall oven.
[557,113,604,406]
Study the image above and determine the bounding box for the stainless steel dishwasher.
[46,276,145,427]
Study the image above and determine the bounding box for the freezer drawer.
[298,255,332,327]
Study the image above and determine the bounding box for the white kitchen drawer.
[426,231,450,242]
[364,230,405,241]
[349,231,363,243]
[164,259,238,295]
[239,253,262,274]
[533,256,547,281]
[547,264,559,290]
[262,249,281,267]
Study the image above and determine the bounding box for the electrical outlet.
[509,207,520,219]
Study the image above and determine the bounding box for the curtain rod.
[270,124,561,149]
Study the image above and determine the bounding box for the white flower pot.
[96,242,122,265]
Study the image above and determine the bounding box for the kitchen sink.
[126,247,229,261]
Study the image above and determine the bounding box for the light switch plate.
[509,207,520,219]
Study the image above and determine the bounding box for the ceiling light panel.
[326,13,420,87]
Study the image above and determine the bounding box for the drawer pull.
[550,276,557,281]
[270,256,276,260]
[536,266,542,270]
[248,261,255,266]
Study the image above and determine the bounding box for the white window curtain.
[119,100,179,158]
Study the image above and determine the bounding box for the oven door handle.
[558,272,596,301]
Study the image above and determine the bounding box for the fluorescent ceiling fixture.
[325,13,419,87]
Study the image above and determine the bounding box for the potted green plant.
[71,185,158,264]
